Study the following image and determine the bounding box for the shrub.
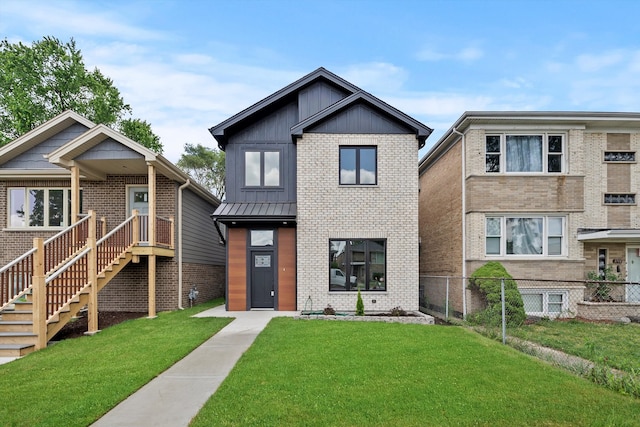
[355,290,365,316]
[323,304,335,315]
[390,306,406,316]
[468,261,526,327]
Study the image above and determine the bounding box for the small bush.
[390,306,406,316]
[323,304,335,315]
[468,261,526,327]
[356,290,364,316]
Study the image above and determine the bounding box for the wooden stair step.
[0,343,35,357]
[0,332,37,345]
[0,321,33,333]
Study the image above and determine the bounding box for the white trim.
[520,289,569,317]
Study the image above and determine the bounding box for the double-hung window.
[329,239,386,291]
[485,134,563,173]
[245,151,280,187]
[339,146,377,185]
[8,188,78,228]
[485,216,564,256]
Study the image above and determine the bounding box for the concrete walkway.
[92,306,298,427]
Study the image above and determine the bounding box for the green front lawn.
[510,319,640,372]
[193,319,640,427]
[0,299,231,427]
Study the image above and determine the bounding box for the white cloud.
[499,77,532,89]
[340,62,409,93]
[415,46,484,62]
[2,0,164,41]
[576,50,625,72]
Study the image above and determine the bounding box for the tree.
[119,118,163,154]
[0,36,162,152]
[177,143,225,200]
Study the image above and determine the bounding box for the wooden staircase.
[0,212,144,357]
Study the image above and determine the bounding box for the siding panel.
[2,123,89,169]
[278,227,296,310]
[182,189,224,265]
[227,228,247,310]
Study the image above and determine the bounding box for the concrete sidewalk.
[92,306,298,427]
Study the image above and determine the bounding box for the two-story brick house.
[211,68,432,312]
[419,111,640,318]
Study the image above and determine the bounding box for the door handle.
[270,290,274,297]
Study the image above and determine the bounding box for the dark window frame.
[339,146,378,185]
[329,238,387,291]
[244,149,282,188]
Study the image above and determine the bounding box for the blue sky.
[2,0,640,162]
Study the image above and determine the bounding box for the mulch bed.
[51,311,146,341]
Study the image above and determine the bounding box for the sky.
[2,0,640,163]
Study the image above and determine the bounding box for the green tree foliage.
[177,143,225,200]
[119,118,163,154]
[468,261,526,327]
[0,36,162,152]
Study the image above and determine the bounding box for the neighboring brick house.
[0,111,225,314]
[419,111,640,317]
[211,67,432,312]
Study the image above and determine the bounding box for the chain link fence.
[419,275,640,398]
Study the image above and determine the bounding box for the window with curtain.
[9,188,79,228]
[486,134,563,173]
[485,216,564,256]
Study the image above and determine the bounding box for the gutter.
[177,179,191,310]
[452,127,467,320]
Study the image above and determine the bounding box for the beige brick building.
[211,68,431,312]
[419,112,640,317]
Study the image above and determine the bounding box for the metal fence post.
[501,278,506,345]
[445,277,450,320]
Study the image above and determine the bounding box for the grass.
[192,319,640,427]
[509,319,640,372]
[0,299,231,427]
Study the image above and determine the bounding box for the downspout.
[177,179,191,310]
[452,127,467,319]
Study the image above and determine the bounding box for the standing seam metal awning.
[211,202,297,223]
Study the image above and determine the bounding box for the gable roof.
[209,67,431,149]
[0,110,219,205]
[209,67,360,148]
[0,110,95,167]
[291,91,432,148]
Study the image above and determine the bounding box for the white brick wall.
[296,133,419,312]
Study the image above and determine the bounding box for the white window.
[8,188,76,228]
[485,134,564,173]
[521,290,567,317]
[485,216,565,256]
